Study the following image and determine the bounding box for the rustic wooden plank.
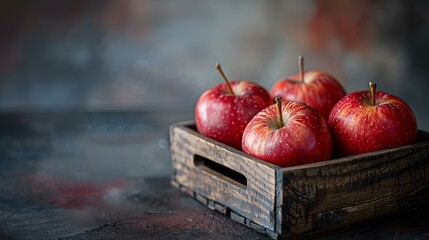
[195,192,208,206]
[230,210,246,225]
[170,122,279,231]
[279,134,429,237]
[214,202,229,215]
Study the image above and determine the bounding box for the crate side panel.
[279,143,429,237]
[170,124,278,230]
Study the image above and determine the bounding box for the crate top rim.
[170,120,429,172]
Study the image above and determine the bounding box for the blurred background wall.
[1,0,428,130]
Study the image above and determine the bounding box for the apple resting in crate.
[242,97,332,167]
[328,82,417,157]
[271,56,346,120]
[195,63,272,150]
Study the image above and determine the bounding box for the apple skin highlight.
[242,101,332,167]
[328,90,417,157]
[271,71,346,120]
[195,80,272,150]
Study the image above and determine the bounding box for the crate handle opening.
[194,154,248,189]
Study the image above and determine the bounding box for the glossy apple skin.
[195,80,272,150]
[242,101,332,167]
[327,90,417,157]
[270,71,346,120]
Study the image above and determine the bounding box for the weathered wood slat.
[170,121,429,239]
[170,122,278,230]
[279,141,429,236]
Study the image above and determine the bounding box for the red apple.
[242,97,332,167]
[195,63,272,149]
[328,82,417,157]
[270,56,346,119]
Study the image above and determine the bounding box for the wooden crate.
[169,121,429,239]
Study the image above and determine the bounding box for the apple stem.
[275,96,284,128]
[369,82,377,106]
[298,55,304,83]
[216,62,235,95]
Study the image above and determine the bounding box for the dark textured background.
[1,0,428,130]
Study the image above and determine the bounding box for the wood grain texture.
[170,121,279,230]
[278,131,429,238]
[170,122,429,239]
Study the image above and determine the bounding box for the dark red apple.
[242,97,332,167]
[270,56,346,119]
[195,63,272,149]
[328,82,417,157]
